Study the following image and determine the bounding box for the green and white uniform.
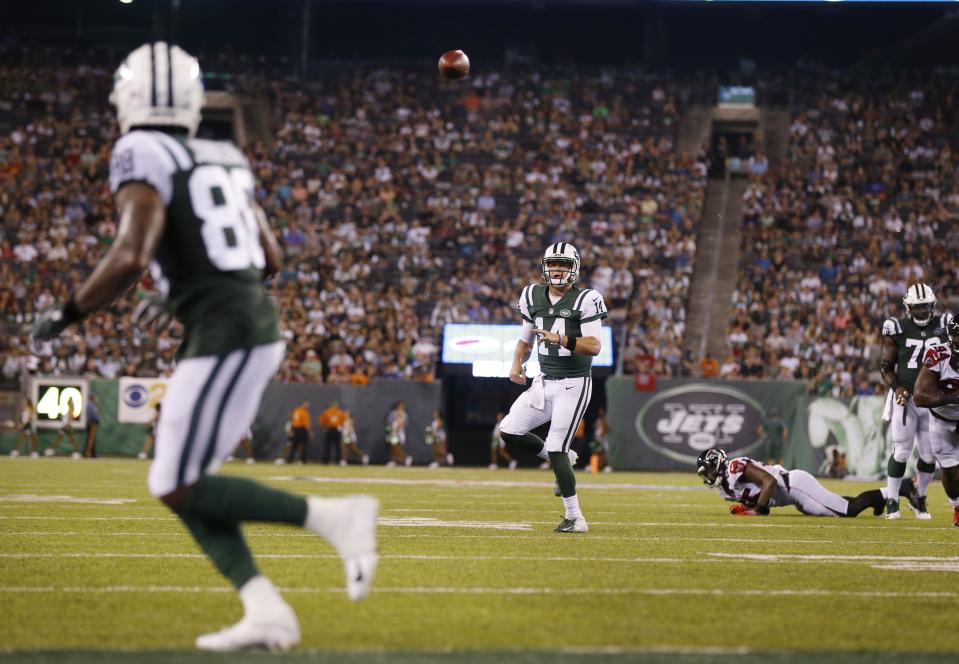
[880,313,951,464]
[110,130,285,497]
[501,284,607,453]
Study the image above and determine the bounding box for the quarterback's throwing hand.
[532,328,560,344]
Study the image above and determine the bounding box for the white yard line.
[269,476,704,491]
[0,585,952,598]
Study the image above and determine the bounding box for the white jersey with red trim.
[922,343,959,420]
[718,457,791,506]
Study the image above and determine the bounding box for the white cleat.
[195,606,300,652]
[70,452,81,460]
[487,463,498,470]
[305,495,379,601]
[9,450,19,458]
[226,455,236,462]
[361,454,370,466]
[44,448,56,457]
[429,461,439,469]
[445,453,454,466]
[404,456,413,467]
[30,451,39,459]
[339,459,348,467]
[274,457,286,465]
[137,451,147,460]
[508,459,518,470]
[245,457,256,465]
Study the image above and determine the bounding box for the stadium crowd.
[726,69,959,395]
[0,46,707,384]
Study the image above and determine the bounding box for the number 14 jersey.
[109,130,279,358]
[516,284,607,378]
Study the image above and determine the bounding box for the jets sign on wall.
[635,383,766,464]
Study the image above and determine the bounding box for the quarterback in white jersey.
[696,449,915,518]
[913,317,959,527]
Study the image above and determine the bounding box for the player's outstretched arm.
[741,462,775,514]
[76,183,166,313]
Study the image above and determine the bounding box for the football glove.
[132,293,174,332]
[31,297,83,345]
[730,503,758,516]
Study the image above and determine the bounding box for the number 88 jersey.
[109,130,280,358]
[881,314,952,392]
[516,284,607,378]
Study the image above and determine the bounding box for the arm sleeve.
[519,320,535,344]
[580,290,609,323]
[109,131,176,205]
[516,286,534,323]
[581,318,602,339]
[881,319,901,337]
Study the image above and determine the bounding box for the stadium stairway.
[760,108,790,167]
[684,175,748,365]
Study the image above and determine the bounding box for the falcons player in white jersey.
[912,317,959,528]
[696,449,917,517]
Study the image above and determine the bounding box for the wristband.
[563,335,578,352]
[61,295,85,325]
[755,504,770,516]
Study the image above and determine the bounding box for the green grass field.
[1,457,957,663]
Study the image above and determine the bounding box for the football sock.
[847,489,884,517]
[885,458,906,499]
[562,495,583,520]
[916,458,936,497]
[177,511,258,589]
[501,432,548,460]
[549,451,576,498]
[239,576,287,618]
[182,475,308,526]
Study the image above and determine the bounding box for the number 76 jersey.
[109,130,280,358]
[516,284,607,378]
[881,314,952,392]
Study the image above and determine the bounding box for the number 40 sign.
[30,377,89,430]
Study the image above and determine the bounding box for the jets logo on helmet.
[696,448,727,488]
[903,283,937,327]
[110,42,205,137]
[541,242,580,287]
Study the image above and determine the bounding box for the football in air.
[438,50,470,80]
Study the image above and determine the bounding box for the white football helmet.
[903,283,936,327]
[541,242,580,287]
[110,42,205,137]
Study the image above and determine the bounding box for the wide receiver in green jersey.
[30,42,377,652]
[499,242,607,533]
[880,282,952,520]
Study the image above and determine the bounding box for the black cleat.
[553,517,588,533]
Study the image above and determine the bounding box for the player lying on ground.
[696,448,919,517]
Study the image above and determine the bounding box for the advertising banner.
[117,377,169,423]
[606,377,807,471]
